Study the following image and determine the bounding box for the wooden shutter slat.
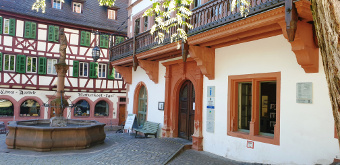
[31,22,37,39]
[9,18,15,36]
[73,60,79,77]
[48,25,55,42]
[54,26,59,42]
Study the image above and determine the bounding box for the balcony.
[110,0,285,62]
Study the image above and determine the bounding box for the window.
[115,72,122,79]
[3,18,15,36]
[134,18,140,36]
[3,54,15,72]
[80,31,91,47]
[26,57,37,73]
[53,0,62,9]
[94,101,109,116]
[0,99,14,117]
[143,16,148,31]
[20,99,40,117]
[115,36,124,45]
[73,2,82,13]
[74,100,90,116]
[194,0,201,7]
[108,9,116,20]
[48,25,59,42]
[137,85,147,127]
[47,59,57,74]
[79,62,88,77]
[98,63,107,78]
[227,72,280,145]
[24,21,37,39]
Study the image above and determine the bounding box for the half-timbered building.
[110,0,339,164]
[0,0,129,126]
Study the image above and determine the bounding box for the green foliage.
[231,0,250,17]
[143,0,193,45]
[98,0,116,6]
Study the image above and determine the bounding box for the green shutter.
[73,60,79,77]
[16,55,26,73]
[85,31,91,47]
[104,35,109,48]
[0,17,3,35]
[38,57,46,75]
[108,68,115,79]
[24,21,31,38]
[99,35,104,48]
[89,62,98,78]
[115,36,124,45]
[0,53,2,71]
[80,31,86,46]
[48,25,55,42]
[9,18,15,36]
[54,26,59,42]
[30,22,37,39]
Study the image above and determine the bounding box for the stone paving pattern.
[0,132,248,165]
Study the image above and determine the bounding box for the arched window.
[94,101,109,116]
[137,85,147,127]
[0,99,14,117]
[74,100,90,116]
[20,99,40,117]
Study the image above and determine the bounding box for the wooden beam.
[189,46,215,80]
[285,0,298,42]
[114,66,132,84]
[138,60,159,84]
[279,21,319,73]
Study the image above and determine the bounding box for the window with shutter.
[100,35,109,48]
[16,55,26,73]
[38,57,47,75]
[24,21,31,38]
[4,54,15,71]
[48,25,55,42]
[26,57,37,73]
[9,18,15,36]
[89,62,98,78]
[98,63,107,78]
[108,67,115,79]
[80,31,86,46]
[0,17,3,34]
[0,53,2,71]
[54,26,59,42]
[73,60,79,77]
[3,19,9,35]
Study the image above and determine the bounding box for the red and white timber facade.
[0,12,127,126]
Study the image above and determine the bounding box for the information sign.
[124,114,138,130]
[296,82,313,104]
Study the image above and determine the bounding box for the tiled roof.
[0,0,128,35]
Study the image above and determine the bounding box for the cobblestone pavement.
[0,132,245,165]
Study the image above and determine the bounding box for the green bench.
[135,121,160,138]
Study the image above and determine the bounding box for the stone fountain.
[5,28,106,151]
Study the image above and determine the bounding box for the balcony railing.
[111,0,285,61]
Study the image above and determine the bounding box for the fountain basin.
[6,119,106,151]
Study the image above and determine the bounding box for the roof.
[0,0,128,35]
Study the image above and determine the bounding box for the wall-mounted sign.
[207,86,215,97]
[207,97,215,109]
[78,92,115,98]
[206,120,214,133]
[296,82,313,104]
[247,140,254,149]
[0,89,36,95]
[158,102,164,110]
[207,109,215,121]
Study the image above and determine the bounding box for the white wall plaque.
[207,86,215,97]
[206,120,214,133]
[296,82,313,104]
[207,109,215,121]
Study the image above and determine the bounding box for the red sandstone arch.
[17,96,45,120]
[93,97,114,118]
[71,97,94,118]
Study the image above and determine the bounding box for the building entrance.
[178,80,195,141]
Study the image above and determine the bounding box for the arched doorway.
[178,80,195,140]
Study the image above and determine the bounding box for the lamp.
[92,45,100,62]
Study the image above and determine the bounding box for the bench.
[0,122,6,134]
[135,121,160,138]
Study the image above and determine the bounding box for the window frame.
[79,62,88,77]
[72,2,82,13]
[26,56,38,73]
[3,54,15,72]
[227,72,281,145]
[47,58,58,75]
[52,0,62,9]
[98,63,107,78]
[108,9,116,20]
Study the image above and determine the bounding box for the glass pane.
[27,57,31,72]
[0,99,14,116]
[138,86,147,126]
[84,63,88,76]
[4,19,9,34]
[52,59,57,74]
[20,99,40,117]
[47,59,52,74]
[32,58,37,72]
[74,100,90,116]
[4,55,9,70]
[94,100,109,116]
[259,81,276,136]
[238,82,252,131]
[79,63,83,76]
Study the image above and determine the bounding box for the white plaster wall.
[126,61,166,135]
[202,35,338,164]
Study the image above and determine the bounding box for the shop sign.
[78,92,115,98]
[0,89,36,95]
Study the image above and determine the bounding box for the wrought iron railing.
[111,0,285,61]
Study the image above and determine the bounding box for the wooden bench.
[135,121,160,138]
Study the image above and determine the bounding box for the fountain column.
[50,28,69,127]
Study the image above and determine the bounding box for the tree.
[311,0,340,148]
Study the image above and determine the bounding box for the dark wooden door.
[119,104,126,125]
[178,80,195,140]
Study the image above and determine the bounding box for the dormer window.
[108,9,116,20]
[73,2,82,13]
[53,0,62,9]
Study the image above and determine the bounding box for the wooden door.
[119,104,126,125]
[178,80,195,140]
